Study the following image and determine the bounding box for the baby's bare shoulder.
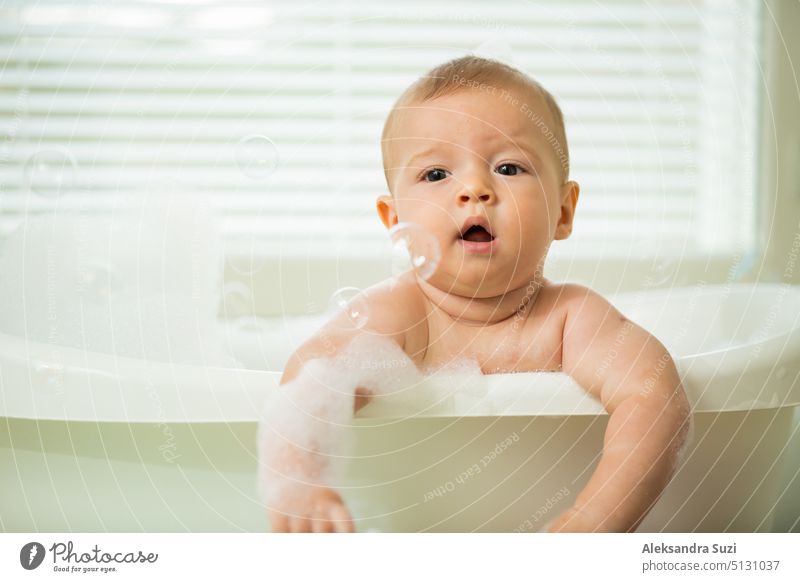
[536,280,615,316]
[532,282,626,345]
[282,274,426,382]
[359,272,429,336]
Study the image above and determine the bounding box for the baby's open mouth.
[460,224,494,243]
[458,216,496,243]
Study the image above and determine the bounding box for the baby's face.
[378,87,578,298]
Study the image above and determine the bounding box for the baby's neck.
[416,277,546,327]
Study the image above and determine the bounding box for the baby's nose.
[456,168,497,205]
[457,186,496,205]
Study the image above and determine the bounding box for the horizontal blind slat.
[0,0,759,257]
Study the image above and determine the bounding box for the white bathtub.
[1,283,799,532]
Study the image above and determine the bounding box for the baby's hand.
[268,484,355,533]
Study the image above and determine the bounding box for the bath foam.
[256,334,488,506]
[256,335,417,505]
[258,330,671,508]
[256,333,606,508]
[475,371,588,415]
[419,356,488,413]
[256,356,357,505]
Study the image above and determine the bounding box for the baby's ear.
[376,195,399,229]
[554,181,580,240]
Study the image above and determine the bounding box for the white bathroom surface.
[1,283,799,422]
[220,283,800,369]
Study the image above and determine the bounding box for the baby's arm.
[550,286,692,532]
[259,318,368,533]
[259,279,424,533]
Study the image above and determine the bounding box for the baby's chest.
[422,316,565,374]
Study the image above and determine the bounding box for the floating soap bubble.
[76,264,117,303]
[638,240,680,288]
[235,134,279,179]
[221,281,253,316]
[389,222,440,280]
[645,257,677,287]
[24,149,78,197]
[225,248,267,277]
[34,360,65,396]
[328,287,369,329]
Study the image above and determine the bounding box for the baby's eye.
[496,163,524,176]
[423,168,449,182]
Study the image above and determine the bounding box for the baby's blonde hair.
[381,55,570,189]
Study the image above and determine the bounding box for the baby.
[259,55,692,533]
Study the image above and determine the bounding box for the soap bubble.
[389,222,440,280]
[638,240,679,288]
[235,134,279,179]
[24,149,78,197]
[645,257,677,287]
[221,281,253,316]
[225,250,267,277]
[328,287,369,329]
[76,264,117,303]
[34,360,65,396]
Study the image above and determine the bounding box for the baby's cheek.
[400,208,446,237]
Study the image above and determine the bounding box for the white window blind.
[0,0,761,260]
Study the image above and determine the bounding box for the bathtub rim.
[1,330,798,422]
[606,282,800,359]
[1,283,799,423]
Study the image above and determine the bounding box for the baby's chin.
[428,270,538,299]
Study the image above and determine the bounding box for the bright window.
[0,0,762,260]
